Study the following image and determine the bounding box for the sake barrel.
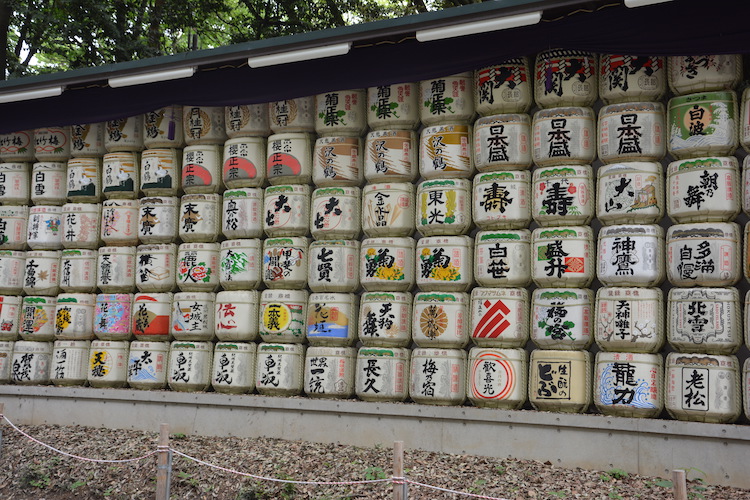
[470,287,529,348]
[222,137,266,189]
[225,103,271,138]
[667,91,738,160]
[102,151,139,199]
[94,293,133,341]
[474,58,533,115]
[263,184,310,238]
[419,73,474,126]
[472,171,531,230]
[212,341,257,394]
[178,193,221,243]
[255,342,305,396]
[139,196,179,244]
[416,235,473,292]
[54,293,95,340]
[532,165,594,227]
[0,250,25,294]
[310,186,360,240]
[307,240,359,293]
[598,102,666,163]
[222,189,263,239]
[132,292,173,341]
[220,239,262,290]
[60,203,100,249]
[415,178,472,236]
[742,87,750,154]
[11,340,52,384]
[0,205,29,251]
[127,340,169,389]
[315,89,367,136]
[59,249,97,293]
[358,292,412,348]
[0,130,34,162]
[143,106,184,149]
[666,222,741,287]
[360,237,415,292]
[136,243,177,293]
[467,347,527,409]
[668,287,742,355]
[183,106,226,145]
[667,156,740,223]
[304,346,356,398]
[262,237,309,290]
[0,341,12,382]
[312,136,363,187]
[259,289,308,343]
[361,182,415,238]
[534,49,598,108]
[412,291,469,349]
[171,292,215,341]
[596,161,664,225]
[473,114,532,172]
[97,246,136,293]
[594,352,663,418]
[88,340,129,388]
[140,148,180,196]
[0,162,30,205]
[409,348,466,405]
[100,199,139,246]
[51,340,90,386]
[176,242,220,292]
[168,340,214,391]
[531,288,593,350]
[0,295,21,340]
[744,358,750,421]
[531,226,594,288]
[268,97,315,133]
[668,54,742,95]
[35,127,71,161]
[363,130,418,183]
[595,287,664,353]
[66,157,101,203]
[597,224,665,287]
[367,82,420,130]
[419,124,473,179]
[532,107,596,167]
[266,132,313,185]
[104,116,144,152]
[599,54,666,104]
[306,292,358,347]
[19,296,57,341]
[27,205,63,250]
[215,290,260,342]
[665,352,741,423]
[355,347,410,402]
[181,144,222,194]
[474,230,531,288]
[529,349,592,413]
[31,162,67,205]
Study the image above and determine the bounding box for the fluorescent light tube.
[0,86,64,104]
[624,0,673,7]
[109,66,196,88]
[416,11,542,42]
[247,42,352,68]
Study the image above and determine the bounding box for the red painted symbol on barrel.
[474,299,510,339]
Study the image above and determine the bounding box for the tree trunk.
[0,0,12,80]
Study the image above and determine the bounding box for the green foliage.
[607,468,629,480]
[363,466,386,480]
[19,464,51,489]
[468,478,487,494]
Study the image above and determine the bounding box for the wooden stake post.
[393,440,406,500]
[672,469,688,500]
[156,423,171,500]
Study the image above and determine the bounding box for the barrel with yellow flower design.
[416,235,473,292]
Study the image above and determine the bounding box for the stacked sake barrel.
[661,55,744,423]
[593,54,668,418]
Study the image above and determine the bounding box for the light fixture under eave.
[247,42,352,68]
[416,11,542,42]
[108,66,196,88]
[624,0,673,7]
[0,85,64,104]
